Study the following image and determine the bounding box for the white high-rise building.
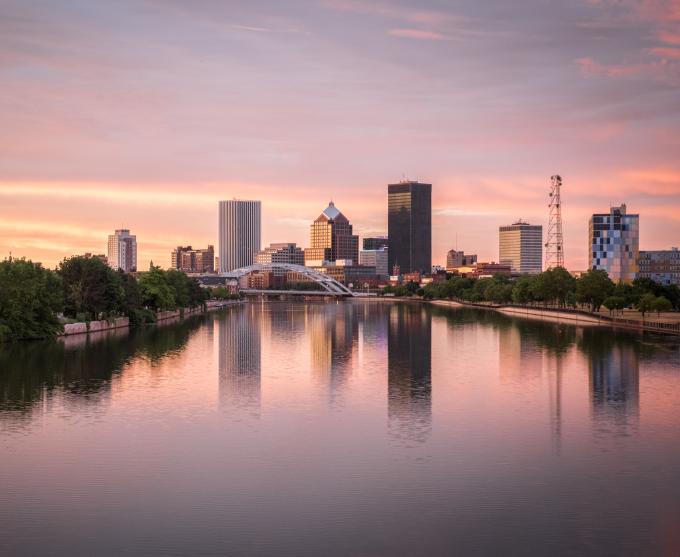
[499,220,543,274]
[107,229,137,272]
[219,200,261,273]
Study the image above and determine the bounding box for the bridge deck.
[242,289,354,297]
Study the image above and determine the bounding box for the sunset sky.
[1,0,679,270]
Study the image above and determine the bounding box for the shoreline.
[427,298,680,335]
[57,299,245,338]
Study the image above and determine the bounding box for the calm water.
[1,301,679,557]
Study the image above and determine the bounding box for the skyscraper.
[218,200,261,273]
[589,204,639,283]
[499,220,543,274]
[304,201,359,265]
[388,181,432,275]
[107,229,137,272]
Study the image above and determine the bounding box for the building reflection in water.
[586,333,640,432]
[218,305,261,418]
[309,303,358,395]
[387,303,432,445]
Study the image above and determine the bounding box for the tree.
[603,296,626,315]
[512,275,536,304]
[0,258,63,341]
[651,296,672,316]
[58,255,123,320]
[636,293,656,319]
[576,269,615,312]
[138,265,176,311]
[165,269,191,308]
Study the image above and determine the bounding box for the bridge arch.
[222,263,354,296]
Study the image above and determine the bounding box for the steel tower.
[545,175,564,269]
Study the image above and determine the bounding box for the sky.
[1,0,679,270]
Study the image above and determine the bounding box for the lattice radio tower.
[545,175,564,269]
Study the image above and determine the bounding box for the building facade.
[589,204,639,283]
[304,201,359,265]
[637,248,680,286]
[388,181,432,275]
[219,200,261,273]
[363,236,389,251]
[171,245,215,273]
[255,243,305,266]
[107,229,137,273]
[499,220,542,274]
[446,250,477,271]
[359,247,389,278]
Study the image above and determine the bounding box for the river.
[1,301,679,556]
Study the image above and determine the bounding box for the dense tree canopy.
[0,258,63,341]
[0,257,212,342]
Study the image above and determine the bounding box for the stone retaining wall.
[59,300,244,337]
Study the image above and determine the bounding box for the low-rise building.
[474,262,512,278]
[446,250,477,271]
[310,259,378,287]
[637,248,680,286]
[171,245,215,273]
[255,243,305,266]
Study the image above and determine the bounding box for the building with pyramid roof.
[304,201,359,266]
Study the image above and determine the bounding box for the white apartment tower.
[219,200,261,273]
[499,220,543,274]
[107,229,137,272]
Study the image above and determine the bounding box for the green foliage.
[58,256,123,320]
[138,265,176,311]
[636,292,656,318]
[575,269,615,312]
[0,258,63,341]
[603,296,626,314]
[512,275,536,304]
[651,296,672,315]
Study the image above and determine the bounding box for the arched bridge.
[222,263,355,297]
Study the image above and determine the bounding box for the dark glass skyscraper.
[387,181,432,274]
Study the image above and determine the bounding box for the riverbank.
[428,298,680,335]
[58,299,244,337]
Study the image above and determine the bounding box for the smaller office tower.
[359,247,389,278]
[107,229,137,272]
[499,220,543,274]
[589,205,639,283]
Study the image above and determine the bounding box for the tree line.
[0,256,225,342]
[383,267,679,316]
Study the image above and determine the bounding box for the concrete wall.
[59,300,244,337]
[61,316,129,336]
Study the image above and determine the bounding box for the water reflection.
[0,317,203,428]
[387,303,432,445]
[218,305,261,418]
[309,303,358,394]
[580,330,640,435]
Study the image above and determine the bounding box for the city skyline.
[1,0,679,270]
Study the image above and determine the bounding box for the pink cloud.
[648,46,680,58]
[388,28,454,41]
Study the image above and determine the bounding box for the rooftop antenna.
[545,175,565,269]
